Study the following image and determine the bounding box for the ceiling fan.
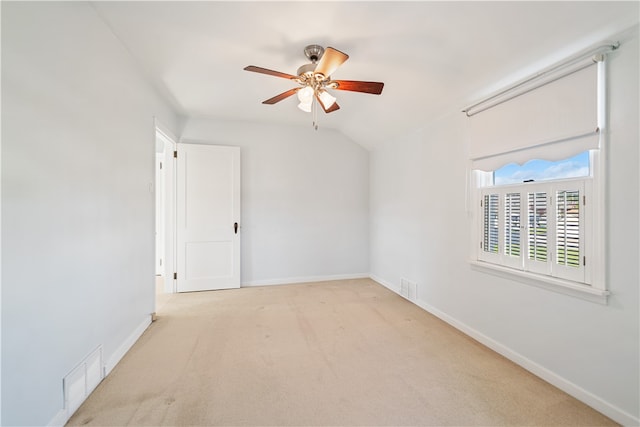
[244,45,384,129]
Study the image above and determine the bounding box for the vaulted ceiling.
[92,1,639,150]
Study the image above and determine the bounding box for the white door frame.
[155,120,177,294]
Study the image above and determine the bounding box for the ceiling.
[92,1,639,150]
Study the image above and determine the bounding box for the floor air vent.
[400,278,417,301]
[63,346,104,416]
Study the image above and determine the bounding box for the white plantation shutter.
[482,194,499,255]
[527,191,548,263]
[477,181,587,285]
[556,190,581,267]
[504,192,522,258]
[499,191,524,269]
[553,182,585,283]
[525,189,552,275]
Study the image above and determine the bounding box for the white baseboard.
[47,409,67,427]
[105,316,152,376]
[369,276,639,427]
[370,274,400,293]
[242,273,369,287]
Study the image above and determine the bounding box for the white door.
[176,143,240,292]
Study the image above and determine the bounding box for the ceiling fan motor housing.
[296,63,317,76]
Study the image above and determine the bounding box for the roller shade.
[472,129,599,171]
[469,61,600,171]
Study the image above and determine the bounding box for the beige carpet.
[67,278,616,426]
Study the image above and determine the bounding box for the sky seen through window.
[494,151,590,185]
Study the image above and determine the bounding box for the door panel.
[185,241,232,279]
[177,143,240,292]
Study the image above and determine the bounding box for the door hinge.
[173,151,178,158]
[159,162,163,170]
[583,256,586,266]
[583,195,586,205]
[173,272,177,280]
[480,241,483,249]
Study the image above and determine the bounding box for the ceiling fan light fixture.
[297,86,314,103]
[317,90,337,109]
[298,100,312,113]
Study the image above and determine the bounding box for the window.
[465,44,614,303]
[471,151,607,302]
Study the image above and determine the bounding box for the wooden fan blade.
[244,65,297,80]
[314,47,349,78]
[325,102,340,113]
[262,88,299,104]
[315,93,340,114]
[332,80,384,95]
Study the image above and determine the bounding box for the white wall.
[1,3,178,425]
[369,26,639,425]
[181,119,369,285]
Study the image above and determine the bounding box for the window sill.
[469,260,609,304]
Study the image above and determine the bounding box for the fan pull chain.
[312,96,319,130]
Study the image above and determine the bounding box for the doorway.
[155,123,177,311]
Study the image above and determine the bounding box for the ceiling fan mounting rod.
[303,44,324,63]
